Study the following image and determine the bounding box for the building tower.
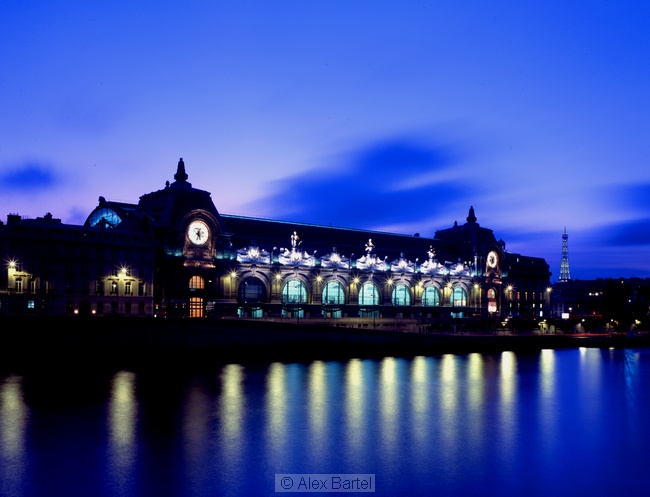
[559,227,571,282]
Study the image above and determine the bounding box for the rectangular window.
[15,279,23,293]
[139,282,145,296]
[97,301,104,314]
[27,300,35,309]
[29,279,36,294]
[139,302,145,315]
[125,302,132,315]
[189,297,203,318]
[125,282,132,296]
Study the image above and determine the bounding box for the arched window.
[282,279,308,304]
[358,282,379,306]
[238,277,267,303]
[322,281,345,305]
[86,207,122,228]
[189,276,205,290]
[391,284,411,306]
[451,287,467,307]
[422,286,440,306]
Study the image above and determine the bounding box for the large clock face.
[188,220,209,245]
[487,251,498,268]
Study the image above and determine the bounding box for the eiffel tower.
[559,227,571,282]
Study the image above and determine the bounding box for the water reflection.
[0,375,28,497]
[379,357,400,459]
[438,354,459,454]
[306,360,327,465]
[5,348,650,496]
[182,377,212,494]
[344,358,367,468]
[107,371,137,495]
[578,347,603,425]
[409,356,430,446]
[266,362,289,466]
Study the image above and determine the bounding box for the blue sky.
[1,1,649,281]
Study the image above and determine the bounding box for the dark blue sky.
[1,1,649,281]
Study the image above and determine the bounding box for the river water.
[1,347,650,496]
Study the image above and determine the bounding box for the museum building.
[0,159,551,320]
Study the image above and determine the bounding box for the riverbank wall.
[0,316,647,372]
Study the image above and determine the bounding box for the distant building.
[1,159,551,320]
[551,278,650,331]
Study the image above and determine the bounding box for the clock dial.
[188,220,209,245]
[487,251,498,268]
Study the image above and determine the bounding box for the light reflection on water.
[0,375,28,497]
[107,370,137,496]
[3,348,650,496]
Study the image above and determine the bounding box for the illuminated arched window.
[358,282,379,306]
[189,276,205,290]
[422,286,440,306]
[391,284,411,306]
[282,279,308,304]
[451,287,467,307]
[238,277,266,303]
[87,207,122,228]
[322,281,345,305]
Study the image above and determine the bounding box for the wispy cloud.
[0,162,60,192]
[246,134,476,230]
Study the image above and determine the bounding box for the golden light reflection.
[500,351,517,405]
[410,356,430,444]
[539,349,555,399]
[108,370,137,493]
[266,362,288,454]
[109,371,137,450]
[467,353,484,411]
[440,354,458,413]
[437,354,460,452]
[0,375,28,461]
[220,364,245,439]
[308,361,327,437]
[379,357,399,455]
[344,358,365,458]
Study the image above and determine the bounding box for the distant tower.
[559,227,571,282]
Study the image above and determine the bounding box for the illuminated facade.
[0,159,551,320]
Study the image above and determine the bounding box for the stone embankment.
[1,316,647,372]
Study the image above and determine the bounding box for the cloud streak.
[246,134,476,231]
[0,162,60,192]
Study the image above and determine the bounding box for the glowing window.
[358,282,379,306]
[451,287,467,307]
[87,207,122,228]
[391,284,411,306]
[189,297,203,317]
[422,287,440,306]
[189,276,205,290]
[322,281,345,305]
[282,279,308,304]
